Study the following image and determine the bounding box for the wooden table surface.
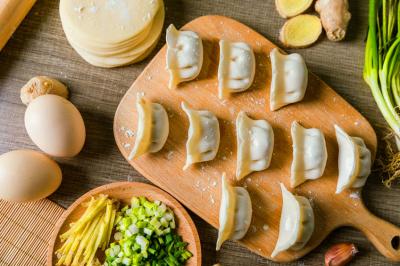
[0,0,399,265]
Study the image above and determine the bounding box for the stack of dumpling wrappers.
[59,0,165,68]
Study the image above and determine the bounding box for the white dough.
[66,29,162,68]
[60,0,161,44]
[291,121,327,188]
[270,48,308,111]
[129,93,169,159]
[271,183,314,258]
[59,0,165,67]
[335,125,371,193]
[351,137,372,188]
[236,111,274,180]
[181,102,220,169]
[166,24,203,89]
[64,6,164,58]
[216,173,252,251]
[335,125,359,193]
[218,40,256,99]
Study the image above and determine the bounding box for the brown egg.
[25,95,86,157]
[0,150,62,202]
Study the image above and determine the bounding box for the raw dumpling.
[291,121,327,188]
[351,137,372,188]
[166,24,203,89]
[335,125,359,193]
[271,183,314,258]
[218,40,256,99]
[128,93,169,159]
[236,111,274,180]
[216,173,252,250]
[181,102,220,169]
[335,125,372,194]
[270,48,308,111]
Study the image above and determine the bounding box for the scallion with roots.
[364,0,400,186]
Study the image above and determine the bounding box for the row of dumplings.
[129,93,372,194]
[166,24,309,111]
[292,122,372,193]
[216,173,314,258]
[217,121,372,256]
[128,94,272,180]
[216,124,372,256]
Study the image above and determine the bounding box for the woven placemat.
[0,199,64,265]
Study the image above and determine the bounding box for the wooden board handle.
[348,203,400,261]
[0,0,37,51]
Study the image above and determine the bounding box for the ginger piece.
[20,76,69,105]
[316,0,351,41]
[275,0,313,18]
[279,15,322,48]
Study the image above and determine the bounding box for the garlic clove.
[325,243,358,266]
[20,76,69,105]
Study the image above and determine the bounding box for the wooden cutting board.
[114,15,400,262]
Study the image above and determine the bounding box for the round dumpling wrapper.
[59,0,160,45]
[66,5,164,59]
[61,17,154,52]
[69,33,160,68]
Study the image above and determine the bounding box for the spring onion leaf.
[364,0,400,137]
[105,197,192,266]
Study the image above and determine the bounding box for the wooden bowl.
[46,182,201,265]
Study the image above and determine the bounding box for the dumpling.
[218,40,256,99]
[291,121,327,188]
[335,125,359,193]
[236,111,274,180]
[166,24,203,89]
[351,137,372,188]
[270,48,308,111]
[335,125,371,194]
[216,173,252,251]
[271,183,314,258]
[128,93,169,160]
[181,102,220,169]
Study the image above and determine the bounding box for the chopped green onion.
[105,197,192,265]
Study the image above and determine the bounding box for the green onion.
[364,0,400,186]
[364,0,400,136]
[105,197,192,266]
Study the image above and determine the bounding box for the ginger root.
[275,0,313,18]
[20,76,69,105]
[315,0,351,41]
[279,15,322,48]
